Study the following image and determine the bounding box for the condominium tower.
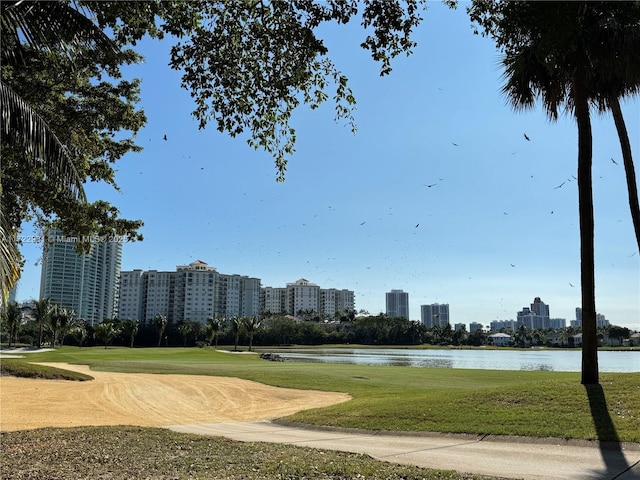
[118,260,261,324]
[421,303,450,328]
[386,289,409,319]
[39,228,122,325]
[261,278,355,317]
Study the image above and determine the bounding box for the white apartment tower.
[118,270,145,320]
[421,303,450,328]
[118,261,261,324]
[287,278,320,315]
[40,228,122,325]
[261,280,355,317]
[386,289,409,319]
[262,286,287,314]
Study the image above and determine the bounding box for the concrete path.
[168,420,640,480]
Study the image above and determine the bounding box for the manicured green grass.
[13,346,640,443]
[0,426,500,480]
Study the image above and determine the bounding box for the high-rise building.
[469,322,483,332]
[421,303,449,327]
[40,228,122,325]
[517,297,551,330]
[260,280,355,318]
[118,260,261,324]
[490,319,518,332]
[386,289,409,319]
[287,278,320,315]
[573,308,610,328]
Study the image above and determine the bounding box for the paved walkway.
[168,420,640,480]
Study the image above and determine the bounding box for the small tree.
[2,301,21,347]
[243,316,262,352]
[205,316,223,348]
[120,319,139,348]
[93,321,120,349]
[153,314,168,348]
[230,316,242,351]
[33,298,50,348]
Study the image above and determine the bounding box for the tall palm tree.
[585,3,640,253]
[472,1,640,384]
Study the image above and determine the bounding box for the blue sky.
[16,2,639,329]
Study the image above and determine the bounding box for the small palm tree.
[120,319,139,348]
[243,316,262,352]
[2,301,21,347]
[32,298,50,348]
[153,314,168,348]
[93,321,119,349]
[230,316,242,351]
[70,319,88,347]
[205,316,223,348]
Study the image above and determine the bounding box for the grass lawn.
[0,426,503,480]
[5,346,640,442]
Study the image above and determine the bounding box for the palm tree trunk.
[574,66,599,385]
[610,98,640,253]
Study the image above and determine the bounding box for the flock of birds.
[149,129,631,297]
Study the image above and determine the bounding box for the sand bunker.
[0,363,350,431]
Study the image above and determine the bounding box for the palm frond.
[0,206,21,309]
[1,0,118,66]
[1,79,86,202]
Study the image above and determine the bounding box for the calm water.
[274,348,640,372]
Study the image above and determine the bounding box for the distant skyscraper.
[573,308,610,328]
[40,228,122,325]
[517,297,551,330]
[421,303,449,327]
[386,289,409,319]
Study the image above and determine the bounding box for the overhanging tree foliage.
[1,0,424,306]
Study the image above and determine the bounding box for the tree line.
[3,305,634,350]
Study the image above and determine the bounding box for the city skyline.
[12,2,639,329]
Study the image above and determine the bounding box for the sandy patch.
[0,363,350,432]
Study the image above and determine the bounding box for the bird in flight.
[360,221,366,225]
[524,133,530,141]
[554,182,565,189]
[611,157,618,165]
[510,263,515,267]
[423,183,437,188]
[162,134,167,141]
[452,142,459,146]
[569,283,575,287]
[415,224,420,228]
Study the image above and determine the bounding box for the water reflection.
[274,348,638,372]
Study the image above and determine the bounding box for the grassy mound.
[0,359,93,381]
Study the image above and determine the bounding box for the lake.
[273,347,640,372]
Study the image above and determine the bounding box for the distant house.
[489,333,511,347]
[628,333,640,347]
[572,333,583,347]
